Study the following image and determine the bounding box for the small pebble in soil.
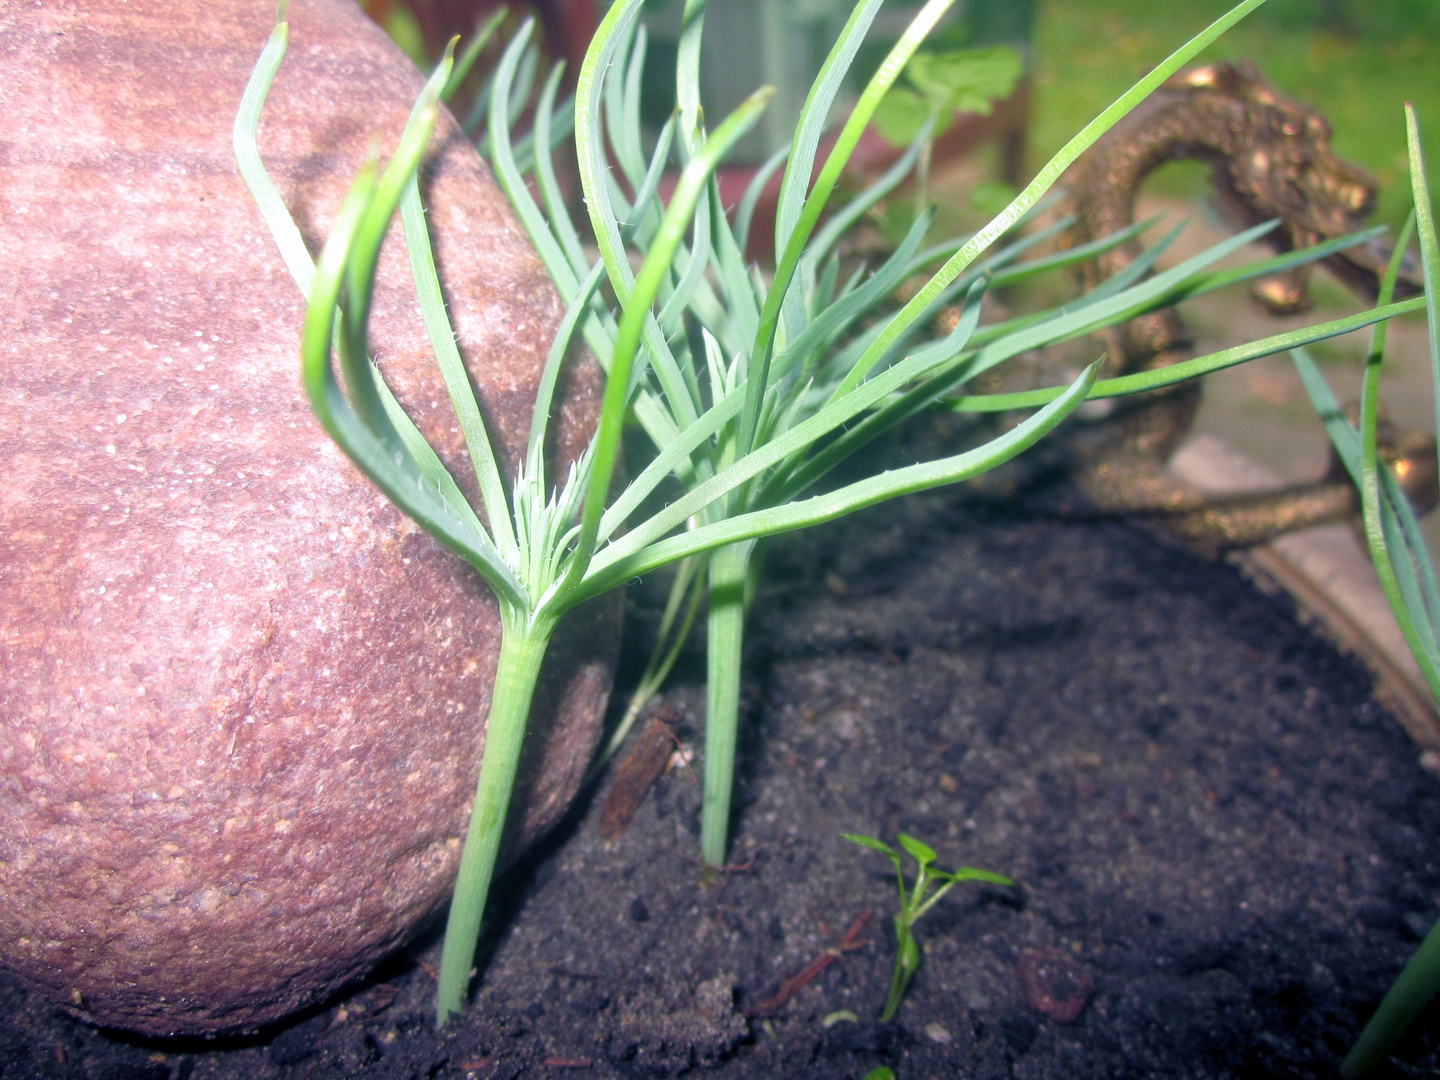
[1018,946,1095,1023]
[924,1022,954,1044]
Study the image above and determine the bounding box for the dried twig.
[600,708,683,840]
[749,908,874,1017]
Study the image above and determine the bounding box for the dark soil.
[7,489,1440,1079]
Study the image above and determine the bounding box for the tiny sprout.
[843,832,1011,1022]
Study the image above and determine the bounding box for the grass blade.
[597,385,746,544]
[299,154,522,607]
[1410,104,1440,454]
[233,3,315,298]
[595,298,1028,578]
[1289,346,1439,648]
[1338,105,1440,1080]
[773,280,990,502]
[806,123,932,275]
[531,62,590,278]
[774,210,936,384]
[735,140,792,255]
[526,259,609,480]
[1355,230,1440,699]
[375,372,490,541]
[959,219,1277,387]
[574,0,699,431]
[773,0,889,257]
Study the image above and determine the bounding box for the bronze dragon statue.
[1057,59,1434,554]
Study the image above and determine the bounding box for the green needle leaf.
[953,297,1426,412]
[233,2,314,298]
[561,83,776,595]
[831,0,1272,404]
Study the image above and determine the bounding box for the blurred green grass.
[1030,0,1440,232]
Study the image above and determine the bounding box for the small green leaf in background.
[863,1068,897,1080]
[872,44,1023,146]
[872,88,934,147]
[909,46,1023,115]
[381,7,430,70]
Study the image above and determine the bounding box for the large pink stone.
[0,0,618,1035]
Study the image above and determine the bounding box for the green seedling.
[872,42,1023,224]
[1294,105,1440,1080]
[490,0,1421,873]
[237,7,776,1028]
[845,833,1011,1022]
[236,0,1423,1030]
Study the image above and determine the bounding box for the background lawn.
[1030,0,1440,232]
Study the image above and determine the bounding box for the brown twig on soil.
[600,707,683,840]
[543,1057,594,1068]
[748,908,874,1017]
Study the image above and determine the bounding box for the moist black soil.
[7,488,1440,1080]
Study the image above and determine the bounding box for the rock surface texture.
[0,0,617,1036]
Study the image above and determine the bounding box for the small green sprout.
[844,833,1011,1022]
[871,44,1024,147]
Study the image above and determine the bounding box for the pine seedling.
[236,7,776,1027]
[490,0,1423,870]
[235,0,1425,1029]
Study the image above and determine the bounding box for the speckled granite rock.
[0,0,618,1036]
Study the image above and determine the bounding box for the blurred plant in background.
[358,0,1440,251]
[360,0,598,105]
[1032,0,1440,233]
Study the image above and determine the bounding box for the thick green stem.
[435,615,553,1027]
[701,540,754,866]
[1341,916,1440,1078]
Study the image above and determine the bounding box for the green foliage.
[872,44,1023,146]
[844,833,1010,1021]
[1257,0,1440,36]
[1031,0,1440,231]
[534,0,1399,870]
[235,0,1424,1032]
